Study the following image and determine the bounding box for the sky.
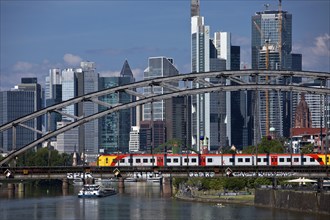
[0,0,329,91]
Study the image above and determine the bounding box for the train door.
[157,156,164,167]
[200,155,206,166]
[271,155,278,166]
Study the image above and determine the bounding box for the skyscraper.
[251,5,302,142]
[99,60,135,153]
[143,57,179,121]
[77,61,99,155]
[0,90,35,151]
[45,68,62,132]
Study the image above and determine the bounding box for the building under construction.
[251,2,302,144]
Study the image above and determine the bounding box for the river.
[0,182,327,220]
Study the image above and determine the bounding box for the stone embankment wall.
[255,189,330,215]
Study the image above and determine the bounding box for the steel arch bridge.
[0,70,329,166]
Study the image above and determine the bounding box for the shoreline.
[174,191,330,216]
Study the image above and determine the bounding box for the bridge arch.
[0,70,329,165]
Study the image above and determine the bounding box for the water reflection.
[0,182,328,220]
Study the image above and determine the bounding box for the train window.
[245,158,250,162]
[310,158,315,162]
[113,159,117,163]
[317,158,323,162]
[263,158,268,162]
[238,158,243,162]
[136,159,141,163]
[257,158,261,162]
[294,158,299,162]
[287,158,291,162]
[143,159,148,163]
[174,158,179,163]
[229,158,234,163]
[128,159,133,163]
[120,159,125,163]
[166,158,171,163]
[303,158,306,162]
[279,158,284,162]
[207,158,213,163]
[184,158,188,163]
[106,158,108,163]
[327,157,329,162]
[151,158,155,163]
[191,158,197,163]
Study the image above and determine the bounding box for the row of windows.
[107,157,325,164]
[206,157,323,163]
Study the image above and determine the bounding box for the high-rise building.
[77,62,99,155]
[251,5,302,142]
[45,68,62,132]
[0,90,35,151]
[191,1,245,151]
[143,57,179,121]
[99,60,135,153]
[129,126,140,152]
[58,68,79,152]
[16,78,43,141]
[165,96,191,149]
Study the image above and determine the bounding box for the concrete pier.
[17,182,25,192]
[118,177,125,189]
[161,177,172,197]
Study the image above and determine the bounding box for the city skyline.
[1,0,329,91]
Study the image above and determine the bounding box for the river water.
[0,182,327,220]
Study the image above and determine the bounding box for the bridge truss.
[0,70,329,166]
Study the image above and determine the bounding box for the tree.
[300,143,314,154]
[160,139,182,154]
[242,137,284,154]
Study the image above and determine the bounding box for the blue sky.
[0,0,329,91]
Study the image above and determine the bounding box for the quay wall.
[255,189,330,215]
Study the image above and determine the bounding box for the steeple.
[191,0,200,17]
[120,60,133,78]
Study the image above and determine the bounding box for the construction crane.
[278,0,282,69]
[253,20,270,137]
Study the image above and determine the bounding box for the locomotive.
[97,153,330,167]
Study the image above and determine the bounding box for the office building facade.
[99,60,135,153]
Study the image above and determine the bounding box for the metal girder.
[90,98,115,109]
[159,82,181,92]
[124,89,147,99]
[53,110,81,120]
[0,70,330,165]
[18,123,43,135]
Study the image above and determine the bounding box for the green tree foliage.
[16,148,72,166]
[223,178,246,190]
[242,137,284,154]
[253,177,272,187]
[158,139,182,154]
[300,143,314,154]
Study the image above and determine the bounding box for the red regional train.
[97,153,330,167]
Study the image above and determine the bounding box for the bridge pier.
[161,177,172,197]
[62,178,69,195]
[118,177,125,189]
[7,183,15,198]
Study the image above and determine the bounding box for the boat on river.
[78,184,116,198]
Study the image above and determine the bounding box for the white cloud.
[13,61,35,71]
[99,70,120,77]
[294,33,330,72]
[131,68,143,81]
[63,53,82,66]
[312,34,330,56]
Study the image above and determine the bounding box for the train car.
[97,153,330,168]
